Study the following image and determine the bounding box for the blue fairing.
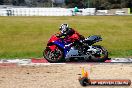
[53,40,70,57]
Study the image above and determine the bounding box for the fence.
[0,7,96,16]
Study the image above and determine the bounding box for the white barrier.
[97,10,108,14]
[0,8,96,16]
[10,8,73,16]
[0,9,8,16]
[82,8,96,15]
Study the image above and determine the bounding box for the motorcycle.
[43,33,108,63]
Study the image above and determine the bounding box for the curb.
[0,58,132,67]
[0,63,17,67]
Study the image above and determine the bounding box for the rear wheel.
[90,45,108,62]
[43,45,64,63]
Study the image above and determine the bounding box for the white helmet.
[59,24,69,34]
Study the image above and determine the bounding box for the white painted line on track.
[19,63,66,66]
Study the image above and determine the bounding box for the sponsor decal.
[79,67,131,86]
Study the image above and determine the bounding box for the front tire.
[43,45,64,63]
[90,45,108,62]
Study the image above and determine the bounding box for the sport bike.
[43,34,108,63]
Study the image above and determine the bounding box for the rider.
[57,23,84,44]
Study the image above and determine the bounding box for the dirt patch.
[0,63,132,88]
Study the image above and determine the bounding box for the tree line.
[65,0,132,9]
[0,0,132,9]
[0,0,55,7]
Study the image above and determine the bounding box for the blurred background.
[0,0,132,9]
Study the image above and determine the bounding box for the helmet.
[59,24,69,34]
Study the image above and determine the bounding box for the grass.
[0,16,132,59]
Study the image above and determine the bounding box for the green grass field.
[0,16,132,59]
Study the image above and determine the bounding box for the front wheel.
[43,45,64,63]
[90,45,108,62]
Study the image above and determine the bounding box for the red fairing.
[49,45,57,51]
[48,35,59,51]
[48,35,59,43]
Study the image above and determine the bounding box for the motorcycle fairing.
[65,47,79,59]
[51,39,82,59]
[48,45,56,51]
[51,40,71,57]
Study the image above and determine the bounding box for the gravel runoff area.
[0,63,132,88]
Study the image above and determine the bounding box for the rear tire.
[90,45,108,62]
[43,46,64,63]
